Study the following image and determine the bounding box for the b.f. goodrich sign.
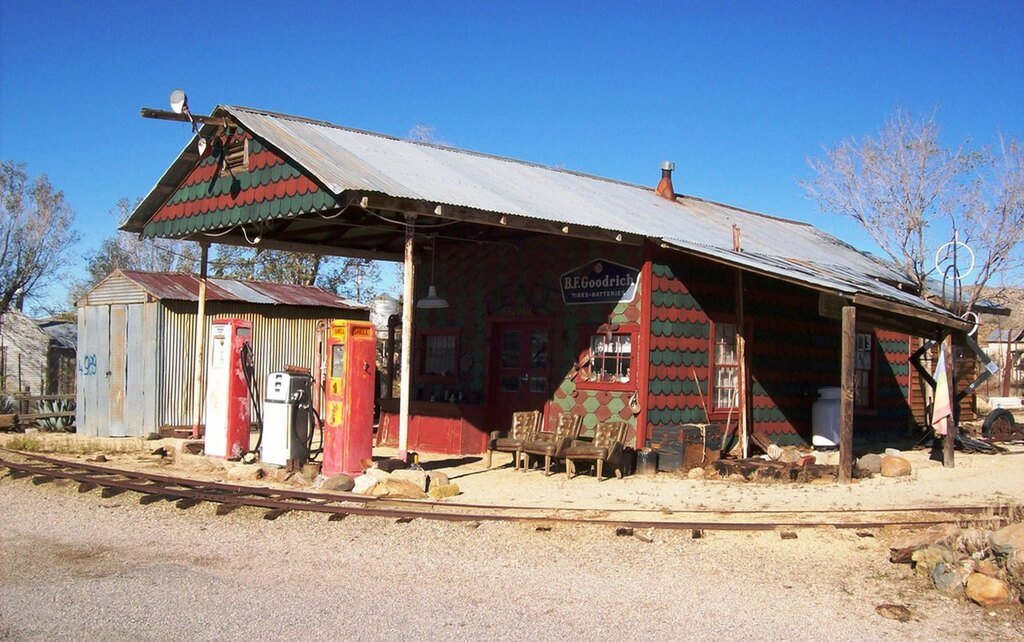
[560,259,639,305]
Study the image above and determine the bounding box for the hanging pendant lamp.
[416,237,449,309]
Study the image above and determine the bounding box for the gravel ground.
[2,475,1021,641]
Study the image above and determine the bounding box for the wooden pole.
[736,269,748,459]
[838,305,856,484]
[1003,329,1014,397]
[190,242,210,439]
[398,216,415,460]
[942,332,956,468]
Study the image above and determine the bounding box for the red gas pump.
[204,318,252,459]
[320,320,376,476]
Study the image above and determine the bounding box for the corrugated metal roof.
[116,270,365,309]
[37,319,78,350]
[988,328,1024,343]
[126,105,961,323]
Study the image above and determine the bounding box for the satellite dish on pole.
[169,89,188,115]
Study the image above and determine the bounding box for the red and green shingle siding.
[417,235,643,442]
[143,133,340,238]
[645,255,917,446]
[873,329,912,433]
[744,277,839,445]
[646,261,713,433]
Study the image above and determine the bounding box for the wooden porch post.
[190,242,210,439]
[838,305,856,484]
[398,215,415,460]
[736,269,748,459]
[941,332,956,468]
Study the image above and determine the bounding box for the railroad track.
[0,448,1010,531]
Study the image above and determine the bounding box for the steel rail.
[1,448,1009,517]
[0,450,1010,531]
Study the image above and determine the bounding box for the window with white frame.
[713,322,739,410]
[421,333,457,378]
[587,332,633,384]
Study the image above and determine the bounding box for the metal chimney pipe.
[656,161,676,201]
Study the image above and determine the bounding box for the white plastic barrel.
[811,387,842,447]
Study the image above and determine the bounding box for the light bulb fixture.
[416,237,449,309]
[169,89,188,114]
[168,88,199,133]
[241,226,261,245]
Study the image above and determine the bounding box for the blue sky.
[1,1,1022,310]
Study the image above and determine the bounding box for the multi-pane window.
[422,334,456,377]
[588,333,633,384]
[855,332,873,407]
[713,322,739,410]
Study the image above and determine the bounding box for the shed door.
[107,305,128,437]
[78,306,111,436]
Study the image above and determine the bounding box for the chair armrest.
[489,430,504,440]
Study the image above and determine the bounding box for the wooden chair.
[565,421,628,481]
[484,410,541,469]
[520,412,583,476]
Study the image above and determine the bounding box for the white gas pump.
[261,371,313,467]
[204,319,252,459]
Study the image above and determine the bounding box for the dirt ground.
[2,475,1023,641]
[1,433,1023,639]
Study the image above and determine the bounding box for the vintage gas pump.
[320,320,376,476]
[204,318,252,459]
[261,371,313,468]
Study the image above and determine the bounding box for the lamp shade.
[416,285,449,309]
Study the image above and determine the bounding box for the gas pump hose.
[240,342,264,464]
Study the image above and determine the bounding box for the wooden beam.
[183,234,403,262]
[941,332,956,468]
[355,192,644,247]
[398,215,415,461]
[839,305,856,484]
[191,242,209,440]
[736,268,748,458]
[853,293,970,333]
[140,108,234,128]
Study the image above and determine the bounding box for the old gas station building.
[122,105,970,479]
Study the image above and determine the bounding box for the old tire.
[982,408,1016,438]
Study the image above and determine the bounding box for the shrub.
[36,398,75,432]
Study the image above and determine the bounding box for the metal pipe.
[190,243,210,439]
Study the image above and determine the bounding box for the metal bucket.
[636,448,658,476]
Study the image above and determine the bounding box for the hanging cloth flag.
[931,343,953,436]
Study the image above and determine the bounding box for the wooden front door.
[487,320,551,431]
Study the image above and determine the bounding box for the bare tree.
[0,162,79,314]
[802,109,1024,312]
[211,246,324,286]
[321,258,383,303]
[71,197,200,304]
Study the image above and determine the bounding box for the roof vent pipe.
[656,161,676,201]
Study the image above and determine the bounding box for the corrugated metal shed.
[80,269,362,309]
[124,105,959,324]
[75,270,368,437]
